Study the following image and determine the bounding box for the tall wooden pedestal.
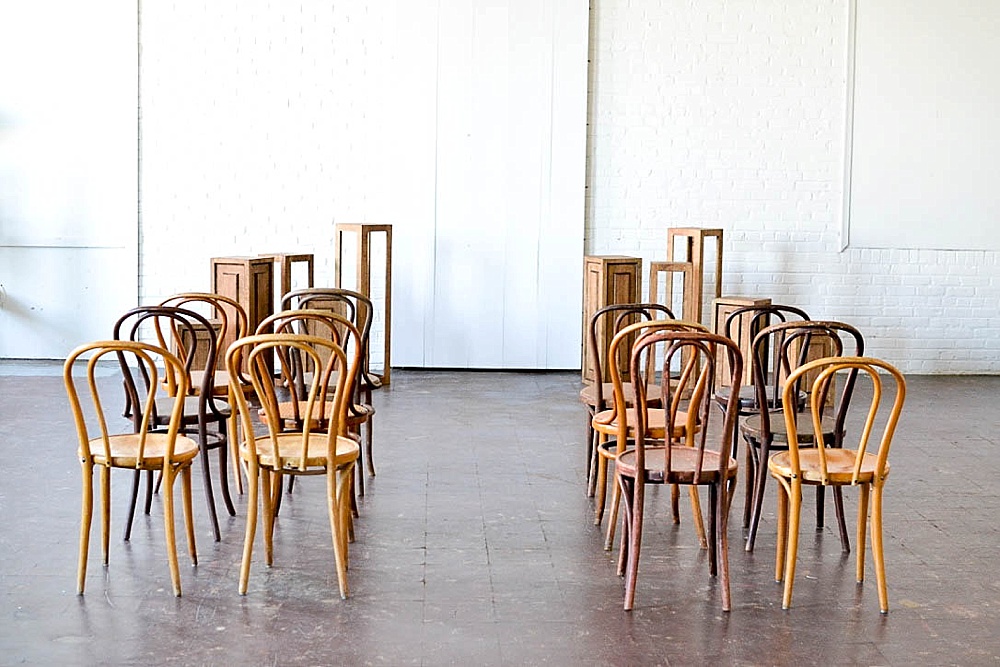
[582,255,642,383]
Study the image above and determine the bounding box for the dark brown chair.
[740,320,865,552]
[113,305,235,542]
[614,329,743,611]
[581,303,675,498]
[281,288,377,493]
[65,340,198,596]
[713,304,810,530]
[770,356,905,613]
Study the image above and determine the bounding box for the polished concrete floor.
[1,364,999,665]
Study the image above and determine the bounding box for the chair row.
[580,304,906,613]
[65,288,380,597]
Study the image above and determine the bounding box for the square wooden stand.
[648,261,694,320]
[582,255,642,383]
[335,224,392,386]
[712,296,772,390]
[261,253,315,309]
[666,228,723,325]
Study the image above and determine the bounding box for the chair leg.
[717,478,732,612]
[623,477,645,611]
[217,433,236,517]
[688,486,708,550]
[594,445,609,526]
[616,474,632,577]
[745,439,771,552]
[780,480,803,610]
[707,484,718,576]
[238,463,259,595]
[870,483,889,614]
[585,415,595,494]
[833,486,851,553]
[228,407,244,495]
[162,467,182,597]
[604,467,621,551]
[123,470,141,541]
[181,465,198,567]
[856,483,870,583]
[775,477,789,583]
[261,469,275,567]
[77,464,94,595]
[329,464,353,599]
[199,440,222,542]
[100,466,111,567]
[743,438,757,530]
[364,416,375,477]
[354,429,365,497]
[815,485,825,528]
[587,426,601,498]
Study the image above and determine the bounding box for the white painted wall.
[586,0,1000,373]
[140,0,586,370]
[0,2,138,358]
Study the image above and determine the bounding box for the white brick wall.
[138,1,1000,374]
[586,0,1000,374]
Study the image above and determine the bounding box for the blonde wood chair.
[255,308,363,523]
[65,340,198,597]
[615,329,743,611]
[593,319,711,552]
[769,356,905,613]
[226,333,360,598]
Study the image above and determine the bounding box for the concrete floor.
[1,364,999,665]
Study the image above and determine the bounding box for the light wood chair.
[226,333,360,598]
[769,356,906,613]
[65,340,198,597]
[615,329,743,611]
[593,318,711,552]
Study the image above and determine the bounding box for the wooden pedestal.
[262,253,315,310]
[666,228,723,325]
[582,255,642,383]
[335,224,392,386]
[648,261,694,321]
[210,256,275,350]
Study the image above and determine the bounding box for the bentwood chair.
[159,292,253,494]
[615,329,742,611]
[594,319,711,552]
[770,356,905,613]
[714,304,810,530]
[226,333,360,598]
[581,303,674,497]
[255,308,363,522]
[114,306,235,542]
[65,340,198,597]
[740,320,865,552]
[281,288,377,492]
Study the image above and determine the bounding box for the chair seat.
[242,432,359,470]
[616,445,737,484]
[155,395,231,422]
[768,448,889,485]
[261,401,373,429]
[83,433,199,469]
[579,382,661,408]
[740,412,836,445]
[592,407,690,439]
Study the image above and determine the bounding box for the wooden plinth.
[582,255,642,383]
[666,228,723,325]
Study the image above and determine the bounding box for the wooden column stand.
[261,252,315,309]
[666,228,724,325]
[334,223,392,386]
[210,256,275,355]
[648,261,694,320]
[582,255,642,383]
